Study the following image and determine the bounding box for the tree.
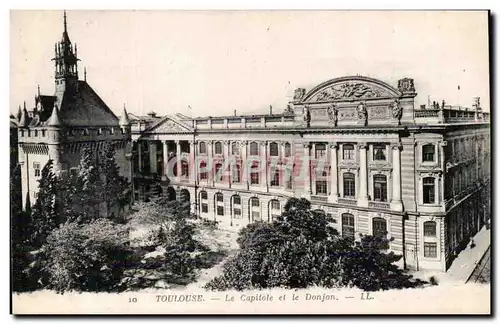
[58,146,103,223]
[30,160,59,247]
[41,219,130,293]
[100,142,130,218]
[205,198,425,291]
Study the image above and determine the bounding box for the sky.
[10,10,490,118]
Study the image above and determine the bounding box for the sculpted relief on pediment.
[306,81,399,103]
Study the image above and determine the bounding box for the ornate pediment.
[302,76,402,103]
[145,116,193,133]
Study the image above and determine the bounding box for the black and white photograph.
[9,9,491,315]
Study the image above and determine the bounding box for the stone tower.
[17,11,132,212]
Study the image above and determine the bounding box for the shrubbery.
[40,219,130,293]
[205,198,426,292]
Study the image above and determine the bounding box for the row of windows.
[341,214,438,258]
[198,161,293,189]
[199,191,281,221]
[199,141,293,157]
[20,127,126,138]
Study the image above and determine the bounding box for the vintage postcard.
[10,10,491,315]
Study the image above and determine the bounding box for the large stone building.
[15,12,132,216]
[133,76,490,272]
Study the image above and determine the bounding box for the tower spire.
[63,10,67,33]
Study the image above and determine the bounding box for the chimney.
[234,109,237,116]
[269,105,273,115]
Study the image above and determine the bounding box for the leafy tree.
[30,160,59,247]
[100,142,130,218]
[41,219,130,293]
[205,198,425,291]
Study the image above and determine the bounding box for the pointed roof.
[119,105,130,126]
[47,105,62,127]
[61,10,71,44]
[19,106,29,127]
[16,105,22,121]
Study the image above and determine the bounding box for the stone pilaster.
[328,142,338,203]
[358,142,369,207]
[175,140,181,182]
[390,142,403,211]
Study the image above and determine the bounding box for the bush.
[41,219,130,293]
[205,198,425,292]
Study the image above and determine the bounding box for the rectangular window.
[423,177,435,204]
[232,165,241,183]
[250,163,259,185]
[316,180,328,195]
[373,144,387,161]
[251,199,260,207]
[217,206,224,216]
[252,211,261,221]
[233,196,241,205]
[270,170,280,187]
[373,175,388,202]
[41,130,46,137]
[233,208,241,217]
[315,144,327,159]
[343,144,355,160]
[271,200,280,210]
[342,214,355,239]
[422,144,435,162]
[424,242,437,258]
[343,173,356,198]
[201,203,208,213]
[33,162,41,177]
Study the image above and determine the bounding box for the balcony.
[338,198,357,206]
[368,201,390,210]
[311,195,328,202]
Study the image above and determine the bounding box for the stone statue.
[390,99,403,122]
[303,105,311,127]
[327,103,338,126]
[293,88,306,101]
[356,102,368,126]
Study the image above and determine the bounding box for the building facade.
[133,76,490,272]
[15,13,132,217]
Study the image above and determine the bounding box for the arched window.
[269,142,279,157]
[232,164,241,183]
[250,142,259,156]
[372,217,387,239]
[214,141,223,155]
[199,142,207,154]
[250,197,261,222]
[199,161,208,180]
[284,142,291,157]
[373,174,388,202]
[343,144,355,160]
[215,193,224,216]
[232,195,242,218]
[422,144,435,162]
[200,191,208,214]
[343,172,355,198]
[341,213,355,239]
[316,170,328,195]
[269,199,280,221]
[423,177,435,204]
[424,221,437,237]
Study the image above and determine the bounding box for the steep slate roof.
[55,80,119,127]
